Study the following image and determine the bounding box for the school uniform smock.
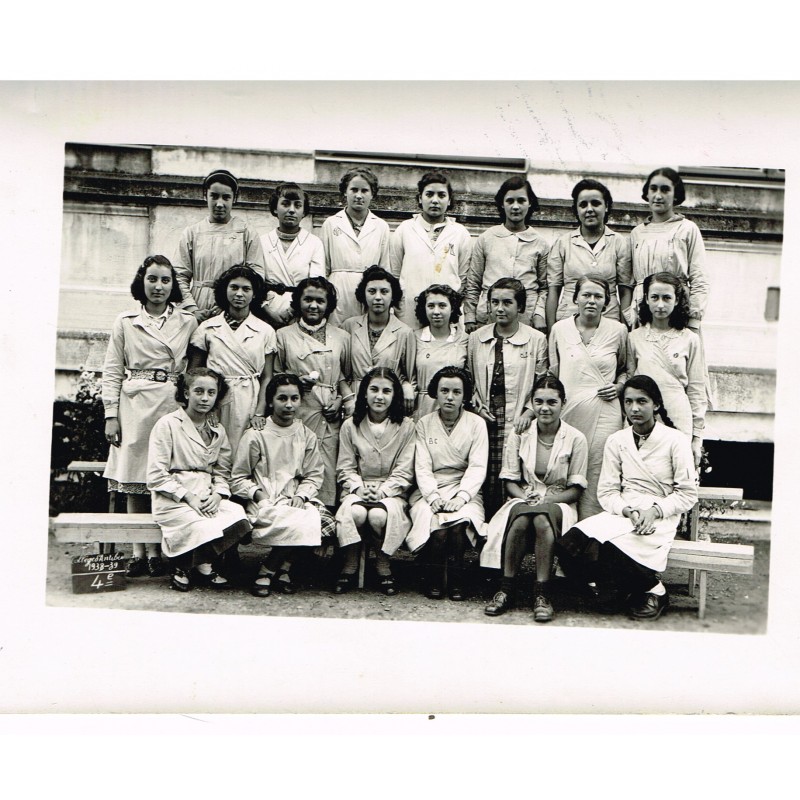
[546,226,633,323]
[628,214,709,328]
[627,324,707,439]
[463,225,550,327]
[389,214,473,328]
[570,422,697,571]
[190,313,277,454]
[480,421,588,569]
[406,411,489,553]
[261,228,325,323]
[413,325,469,420]
[230,418,329,547]
[335,416,415,555]
[275,321,351,506]
[549,315,627,519]
[147,408,249,558]
[174,217,266,313]
[102,305,197,492]
[342,313,417,397]
[320,210,390,327]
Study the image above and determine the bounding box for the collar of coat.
[203,312,268,334]
[125,304,194,327]
[644,213,685,226]
[489,224,540,242]
[569,225,615,241]
[477,321,536,346]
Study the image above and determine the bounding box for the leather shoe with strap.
[629,591,669,620]
[533,594,554,623]
[484,590,515,617]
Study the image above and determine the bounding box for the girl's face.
[364,280,393,316]
[489,287,520,326]
[646,280,677,324]
[646,174,676,220]
[143,264,173,307]
[186,376,219,417]
[366,377,394,418]
[300,286,329,324]
[425,293,452,328]
[576,189,606,232]
[271,383,302,427]
[420,182,450,224]
[502,188,530,228]
[576,280,606,319]
[623,387,659,428]
[344,176,373,214]
[226,276,254,312]
[275,192,305,231]
[206,181,234,224]
[532,387,564,425]
[436,376,465,415]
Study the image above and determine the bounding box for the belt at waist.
[169,468,212,474]
[194,280,217,289]
[126,368,179,383]
[223,373,260,384]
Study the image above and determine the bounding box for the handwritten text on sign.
[71,553,127,594]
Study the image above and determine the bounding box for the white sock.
[648,581,666,596]
[196,563,212,576]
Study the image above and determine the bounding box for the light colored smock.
[413,325,469,420]
[406,411,489,552]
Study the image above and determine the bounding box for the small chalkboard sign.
[71,552,127,594]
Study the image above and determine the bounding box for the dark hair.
[291,276,338,320]
[130,255,183,305]
[202,169,239,200]
[494,176,539,223]
[571,178,613,223]
[264,373,305,414]
[414,284,463,326]
[353,367,405,426]
[532,374,566,404]
[427,365,474,409]
[355,265,403,310]
[213,264,268,320]
[638,272,691,330]
[572,274,612,310]
[417,171,455,212]
[269,182,310,217]
[641,167,686,206]
[339,167,379,200]
[488,276,527,313]
[175,367,228,410]
[622,375,675,428]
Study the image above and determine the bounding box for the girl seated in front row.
[147,368,253,592]
[334,367,416,596]
[231,373,336,597]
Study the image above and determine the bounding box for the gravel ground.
[45,530,769,634]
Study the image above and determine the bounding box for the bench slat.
[697,487,744,502]
[66,461,108,472]
[50,513,160,544]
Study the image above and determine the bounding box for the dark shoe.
[250,574,272,598]
[333,572,356,595]
[629,591,669,620]
[448,586,465,601]
[275,571,296,595]
[127,557,148,578]
[378,575,398,596]
[147,557,165,578]
[425,583,444,600]
[170,567,192,592]
[193,568,230,589]
[595,586,626,614]
[424,565,445,600]
[484,590,515,617]
[533,594,554,623]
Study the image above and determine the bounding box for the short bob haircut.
[622,374,675,429]
[269,182,311,217]
[414,284,463,326]
[339,167,379,200]
[130,254,183,305]
[175,367,228,411]
[487,276,527,313]
[290,276,338,320]
[426,365,474,409]
[202,169,239,201]
[355,265,403,310]
[213,264,268,319]
[531,374,566,404]
[641,166,686,206]
[494,175,539,223]
[638,271,691,330]
[571,178,613,223]
[572,273,612,309]
[263,373,305,413]
[353,366,406,426]
[417,170,455,211]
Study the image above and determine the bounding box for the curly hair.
[290,276,338,320]
[263,373,305,413]
[622,375,675,429]
[414,284,463,326]
[213,264,268,320]
[641,167,686,206]
[355,265,403,310]
[353,367,405,426]
[638,272,690,330]
[130,255,183,305]
[494,175,539,223]
[571,178,613,223]
[175,367,228,411]
[487,276,527,314]
[339,167,379,200]
[269,182,310,217]
[427,365,474,409]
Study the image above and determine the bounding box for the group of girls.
[101,163,708,622]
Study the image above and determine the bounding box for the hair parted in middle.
[175,367,228,411]
[532,373,567,403]
[213,264,269,320]
[414,283,463,326]
[641,166,686,206]
[339,167,379,200]
[638,271,691,330]
[622,374,676,429]
[571,178,613,223]
[130,254,183,305]
[427,365,474,408]
[263,373,305,414]
[290,276,338,320]
[355,265,403,310]
[353,366,406,426]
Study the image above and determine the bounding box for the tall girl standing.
[320,167,390,327]
[188,265,275,456]
[261,182,325,330]
[389,171,473,329]
[102,255,197,578]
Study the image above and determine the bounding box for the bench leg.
[698,571,708,620]
[688,568,697,597]
[357,543,367,589]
